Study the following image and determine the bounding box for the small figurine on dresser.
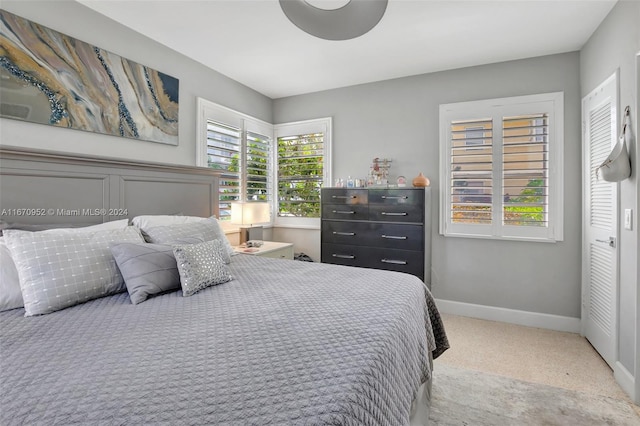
[369,157,392,186]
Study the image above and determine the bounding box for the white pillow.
[142,218,235,258]
[38,219,130,233]
[131,215,207,230]
[5,226,145,316]
[0,219,130,313]
[0,237,23,312]
[0,218,129,235]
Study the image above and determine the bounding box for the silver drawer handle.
[333,254,355,259]
[381,235,407,240]
[332,210,355,214]
[381,259,407,265]
[332,195,356,199]
[333,232,356,236]
[381,195,408,200]
[381,212,408,216]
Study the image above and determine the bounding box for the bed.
[0,147,449,425]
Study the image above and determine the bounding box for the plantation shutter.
[277,132,324,217]
[440,92,563,241]
[245,130,271,202]
[450,118,493,225]
[502,114,549,228]
[206,120,241,219]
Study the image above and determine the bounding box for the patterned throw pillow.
[110,243,181,304]
[0,220,130,312]
[173,239,232,297]
[141,218,234,261]
[4,226,144,316]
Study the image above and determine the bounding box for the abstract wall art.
[0,10,179,145]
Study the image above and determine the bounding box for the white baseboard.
[435,298,581,333]
[614,362,637,403]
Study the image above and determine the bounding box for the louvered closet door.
[582,73,619,369]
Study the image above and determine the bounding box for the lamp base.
[239,226,263,244]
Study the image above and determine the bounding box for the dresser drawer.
[369,203,424,223]
[322,220,424,251]
[321,203,369,220]
[368,189,424,223]
[321,188,368,205]
[321,243,424,279]
[368,189,424,205]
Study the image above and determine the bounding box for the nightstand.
[233,241,294,260]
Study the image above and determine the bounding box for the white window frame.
[197,98,331,229]
[274,118,332,229]
[439,92,564,242]
[196,98,274,226]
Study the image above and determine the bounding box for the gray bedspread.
[1,255,448,425]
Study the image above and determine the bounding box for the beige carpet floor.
[436,313,640,419]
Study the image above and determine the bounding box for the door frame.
[580,70,620,368]
[635,51,640,405]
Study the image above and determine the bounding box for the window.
[439,93,564,242]
[274,118,332,225]
[197,99,272,221]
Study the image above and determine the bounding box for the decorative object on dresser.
[412,172,430,187]
[321,187,432,287]
[230,201,270,244]
[233,241,294,260]
[369,157,392,186]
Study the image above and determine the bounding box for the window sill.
[441,232,560,243]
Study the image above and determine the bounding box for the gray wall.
[274,52,582,319]
[0,1,272,166]
[580,0,640,393]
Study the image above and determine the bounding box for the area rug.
[429,364,640,425]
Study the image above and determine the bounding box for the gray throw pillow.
[4,226,144,316]
[173,239,231,297]
[142,218,234,261]
[110,243,181,304]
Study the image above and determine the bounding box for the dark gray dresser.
[321,187,431,287]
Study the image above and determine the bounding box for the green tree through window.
[278,132,324,217]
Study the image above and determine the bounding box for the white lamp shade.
[230,202,270,226]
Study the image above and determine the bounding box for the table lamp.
[231,202,270,244]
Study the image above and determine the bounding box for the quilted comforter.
[0,255,448,425]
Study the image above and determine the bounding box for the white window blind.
[206,120,241,219]
[198,99,273,221]
[277,132,324,217]
[440,92,563,242]
[246,130,271,202]
[274,118,332,224]
[450,118,493,225]
[502,114,549,228]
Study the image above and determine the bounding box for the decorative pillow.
[0,220,130,312]
[173,239,231,297]
[142,218,234,260]
[131,215,207,230]
[0,237,23,312]
[4,226,144,316]
[110,243,181,304]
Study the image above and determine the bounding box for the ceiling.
[78,0,617,99]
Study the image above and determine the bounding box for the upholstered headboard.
[0,147,219,226]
